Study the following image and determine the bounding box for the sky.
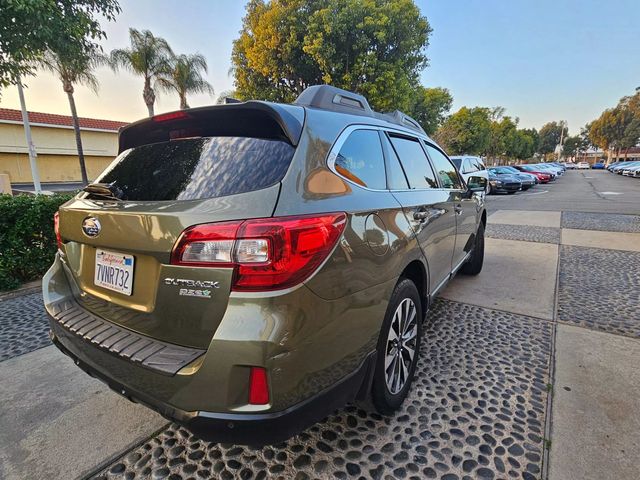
[1,0,639,134]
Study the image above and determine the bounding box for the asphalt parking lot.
[1,170,639,480]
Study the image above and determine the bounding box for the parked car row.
[564,161,606,170]
[483,162,565,194]
[607,160,640,177]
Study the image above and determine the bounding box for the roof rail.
[294,85,425,135]
[294,85,373,115]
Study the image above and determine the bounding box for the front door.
[422,142,476,269]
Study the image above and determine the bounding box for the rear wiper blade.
[82,182,124,201]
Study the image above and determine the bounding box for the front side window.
[424,144,464,189]
[334,129,386,189]
[387,134,438,189]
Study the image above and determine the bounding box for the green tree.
[485,114,516,162]
[0,0,119,90]
[589,92,640,160]
[38,50,105,185]
[110,29,174,116]
[434,107,491,155]
[410,86,452,135]
[538,121,567,155]
[231,0,432,112]
[157,53,214,109]
[562,135,581,159]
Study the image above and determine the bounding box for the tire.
[487,183,493,195]
[370,278,422,415]
[460,221,484,276]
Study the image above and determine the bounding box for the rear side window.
[424,144,463,189]
[388,135,438,189]
[334,129,386,189]
[463,158,478,173]
[96,137,295,201]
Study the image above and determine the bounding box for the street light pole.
[557,121,566,162]
[16,76,42,194]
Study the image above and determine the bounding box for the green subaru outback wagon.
[44,85,487,444]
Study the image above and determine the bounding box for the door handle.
[454,204,463,215]
[413,208,445,223]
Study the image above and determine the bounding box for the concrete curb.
[0,280,42,302]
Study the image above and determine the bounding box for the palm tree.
[39,50,104,185]
[109,28,173,116]
[157,53,214,109]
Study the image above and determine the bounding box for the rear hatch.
[58,103,304,349]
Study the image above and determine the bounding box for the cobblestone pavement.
[96,300,552,480]
[0,291,50,361]
[485,224,560,244]
[557,245,640,339]
[561,211,640,233]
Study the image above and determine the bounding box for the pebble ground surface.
[0,291,49,361]
[485,224,560,244]
[557,245,640,339]
[96,300,552,480]
[560,211,640,233]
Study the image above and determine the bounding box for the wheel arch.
[399,259,429,319]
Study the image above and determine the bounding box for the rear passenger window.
[388,135,438,189]
[464,158,478,173]
[424,144,463,189]
[381,135,409,189]
[334,130,386,189]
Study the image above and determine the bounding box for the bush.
[0,193,74,291]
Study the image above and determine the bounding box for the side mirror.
[466,176,487,193]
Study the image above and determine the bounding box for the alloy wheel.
[384,298,418,394]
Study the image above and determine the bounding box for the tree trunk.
[143,77,155,116]
[66,90,89,185]
[180,93,188,109]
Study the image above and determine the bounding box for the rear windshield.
[95,137,295,201]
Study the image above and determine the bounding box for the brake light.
[248,367,269,405]
[54,212,62,249]
[171,213,347,291]
[152,110,190,122]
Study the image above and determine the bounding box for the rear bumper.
[50,323,376,445]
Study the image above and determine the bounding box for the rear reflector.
[248,367,269,405]
[54,211,62,249]
[171,213,347,291]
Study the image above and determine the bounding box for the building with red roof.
[0,108,129,184]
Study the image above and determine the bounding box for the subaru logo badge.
[82,217,101,237]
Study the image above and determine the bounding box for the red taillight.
[171,213,347,291]
[54,211,62,249]
[152,110,190,122]
[248,367,270,405]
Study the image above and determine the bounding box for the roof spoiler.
[294,85,425,135]
[118,101,305,153]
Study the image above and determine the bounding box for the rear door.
[423,142,476,271]
[383,132,457,294]
[58,129,299,349]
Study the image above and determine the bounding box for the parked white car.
[450,156,490,192]
[564,162,577,169]
[577,162,590,169]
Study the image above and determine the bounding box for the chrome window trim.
[326,124,466,194]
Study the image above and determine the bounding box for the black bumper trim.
[48,298,204,376]
[50,329,377,445]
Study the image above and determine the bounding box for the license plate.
[94,249,134,296]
